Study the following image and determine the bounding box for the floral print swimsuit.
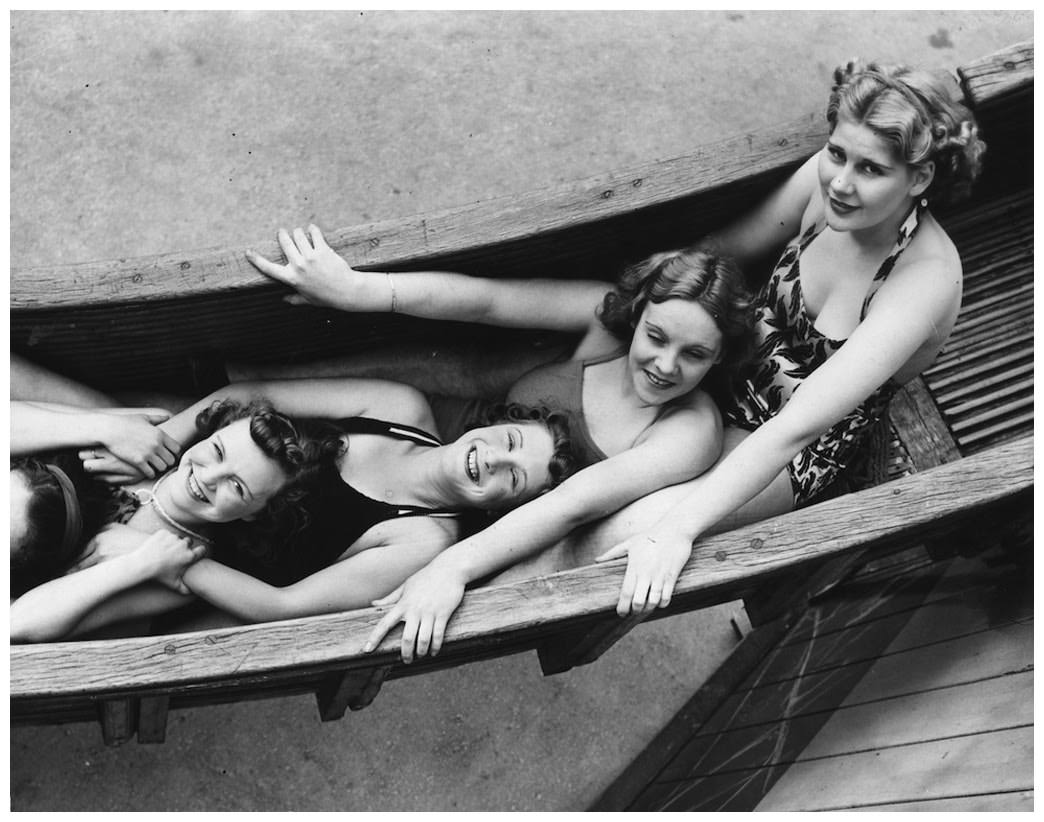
[722,201,926,505]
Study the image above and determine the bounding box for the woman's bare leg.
[229,336,573,399]
[11,353,117,407]
[491,427,795,583]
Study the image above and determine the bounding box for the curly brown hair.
[827,60,986,206]
[201,399,343,560]
[467,401,578,494]
[597,246,754,371]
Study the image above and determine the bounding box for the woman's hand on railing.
[596,529,693,617]
[364,561,469,663]
[246,224,385,313]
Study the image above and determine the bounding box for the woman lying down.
[10,360,575,642]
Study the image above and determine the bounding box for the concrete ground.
[9,10,1032,812]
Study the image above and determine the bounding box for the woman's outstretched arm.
[10,529,203,643]
[364,397,724,662]
[599,255,963,615]
[12,400,181,479]
[245,224,609,333]
[180,517,456,621]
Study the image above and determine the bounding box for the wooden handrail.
[11,434,1031,701]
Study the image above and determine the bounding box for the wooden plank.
[755,725,1033,811]
[136,695,170,744]
[315,665,393,720]
[11,436,1031,704]
[931,323,1032,371]
[867,790,1034,812]
[694,618,1031,739]
[799,672,1032,760]
[98,698,137,747]
[929,346,1031,393]
[959,411,1035,450]
[958,40,1034,106]
[538,612,647,675]
[590,614,794,811]
[9,112,825,309]
[943,375,1032,417]
[950,394,1033,434]
[886,378,961,469]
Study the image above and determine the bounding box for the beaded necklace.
[134,472,215,546]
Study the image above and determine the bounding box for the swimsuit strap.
[337,416,459,519]
[860,200,927,320]
[338,416,444,447]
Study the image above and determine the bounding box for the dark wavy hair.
[10,455,112,598]
[598,246,754,371]
[194,399,344,561]
[827,60,986,206]
[467,401,578,495]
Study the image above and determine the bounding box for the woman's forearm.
[10,552,155,642]
[652,426,799,544]
[181,559,295,622]
[11,402,114,456]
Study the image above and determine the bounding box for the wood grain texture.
[958,40,1034,106]
[10,435,1031,704]
[887,378,961,469]
[866,790,1033,812]
[756,725,1033,811]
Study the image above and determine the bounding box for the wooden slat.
[958,411,1035,450]
[950,395,1033,435]
[538,612,648,675]
[136,695,170,744]
[589,613,796,812]
[930,326,1032,373]
[958,40,1034,106]
[755,725,1033,811]
[98,698,137,747]
[934,362,1033,406]
[10,436,1032,706]
[886,378,961,469]
[799,673,1032,760]
[315,664,393,721]
[929,348,1031,393]
[946,376,1033,417]
[866,790,1034,812]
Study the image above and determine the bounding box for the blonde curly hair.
[827,60,987,206]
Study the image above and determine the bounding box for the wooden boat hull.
[10,42,1034,745]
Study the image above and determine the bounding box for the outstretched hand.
[246,224,375,312]
[596,529,693,617]
[363,562,468,663]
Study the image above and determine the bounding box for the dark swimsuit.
[722,201,926,505]
[219,417,459,586]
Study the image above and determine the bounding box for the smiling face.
[819,117,933,235]
[627,297,723,406]
[449,421,556,510]
[161,418,290,525]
